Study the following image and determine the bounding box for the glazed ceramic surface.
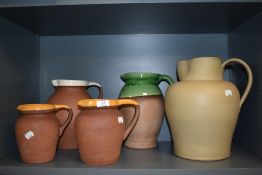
[119,72,173,149]
[165,57,253,161]
[119,72,173,97]
[47,79,103,149]
[15,104,72,163]
[75,99,139,165]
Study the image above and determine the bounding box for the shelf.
[0,2,262,35]
[0,142,262,175]
[1,0,262,7]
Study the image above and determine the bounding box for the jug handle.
[221,58,253,108]
[117,99,140,140]
[160,74,174,84]
[54,105,73,136]
[86,82,103,99]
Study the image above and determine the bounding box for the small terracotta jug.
[75,99,139,165]
[15,104,72,163]
[165,57,253,161]
[47,79,103,149]
[119,72,173,149]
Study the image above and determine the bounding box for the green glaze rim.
[120,72,161,81]
[119,72,174,98]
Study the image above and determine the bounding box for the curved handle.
[54,105,73,136]
[221,58,253,108]
[117,99,140,140]
[86,81,103,99]
[159,74,174,85]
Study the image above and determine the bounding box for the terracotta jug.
[15,104,72,163]
[47,79,103,149]
[75,99,139,165]
[165,57,253,161]
[119,72,173,149]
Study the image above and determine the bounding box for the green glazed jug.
[119,72,174,149]
[119,72,174,97]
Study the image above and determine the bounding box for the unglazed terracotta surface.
[15,104,72,163]
[47,79,103,149]
[119,72,173,149]
[120,96,164,149]
[75,99,139,165]
[165,57,253,161]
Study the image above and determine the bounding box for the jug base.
[81,158,119,166]
[21,156,54,164]
[124,140,157,149]
[174,151,231,161]
[58,140,78,150]
[58,146,78,150]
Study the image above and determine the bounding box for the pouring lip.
[180,56,221,62]
[52,79,89,86]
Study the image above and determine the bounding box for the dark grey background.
[0,3,261,35]
[229,12,262,158]
[39,34,228,141]
[0,17,38,157]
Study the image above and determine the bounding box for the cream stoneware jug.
[165,57,253,161]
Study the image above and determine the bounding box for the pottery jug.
[47,79,103,149]
[75,99,139,165]
[119,72,173,149]
[165,57,253,161]
[15,104,72,163]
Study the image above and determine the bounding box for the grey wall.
[229,12,262,158]
[39,34,228,141]
[0,17,38,157]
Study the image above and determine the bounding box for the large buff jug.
[165,57,252,161]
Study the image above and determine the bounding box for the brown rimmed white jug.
[47,79,103,149]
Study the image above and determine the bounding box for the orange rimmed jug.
[75,99,139,165]
[16,104,72,163]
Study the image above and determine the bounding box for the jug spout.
[52,80,58,86]
[177,57,224,81]
[177,60,188,81]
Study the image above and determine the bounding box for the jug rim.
[17,104,56,112]
[120,72,160,80]
[78,99,139,108]
[52,79,89,86]
[179,57,221,62]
